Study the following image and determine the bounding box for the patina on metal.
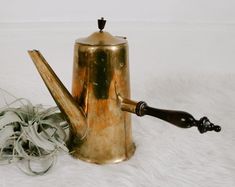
[28,18,221,165]
[70,19,135,163]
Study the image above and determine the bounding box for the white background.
[1,0,235,23]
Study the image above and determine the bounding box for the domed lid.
[76,18,127,46]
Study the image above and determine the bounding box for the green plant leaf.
[0,111,22,129]
[0,126,14,147]
[0,93,69,175]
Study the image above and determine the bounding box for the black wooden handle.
[135,101,221,133]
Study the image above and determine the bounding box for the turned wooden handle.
[135,101,221,133]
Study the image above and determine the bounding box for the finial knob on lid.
[98,17,106,32]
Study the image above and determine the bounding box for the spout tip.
[27,49,46,67]
[27,50,43,62]
[28,49,39,55]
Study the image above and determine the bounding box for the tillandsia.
[0,89,69,175]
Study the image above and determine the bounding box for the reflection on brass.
[71,31,136,163]
[28,51,87,141]
[28,23,136,164]
[118,95,138,114]
[28,18,221,165]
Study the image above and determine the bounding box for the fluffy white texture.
[0,73,234,187]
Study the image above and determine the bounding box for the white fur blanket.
[0,72,234,187]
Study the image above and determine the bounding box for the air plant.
[0,90,69,175]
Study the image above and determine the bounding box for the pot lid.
[76,18,127,46]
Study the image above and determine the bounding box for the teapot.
[28,18,221,164]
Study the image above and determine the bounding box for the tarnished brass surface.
[28,18,138,164]
[28,50,87,141]
[71,36,135,163]
[28,31,136,164]
[76,31,126,46]
[118,95,138,114]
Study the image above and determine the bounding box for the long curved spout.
[28,50,86,139]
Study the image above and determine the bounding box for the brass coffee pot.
[28,18,221,164]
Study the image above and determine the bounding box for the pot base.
[70,143,136,165]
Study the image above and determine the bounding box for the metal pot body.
[71,40,135,164]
